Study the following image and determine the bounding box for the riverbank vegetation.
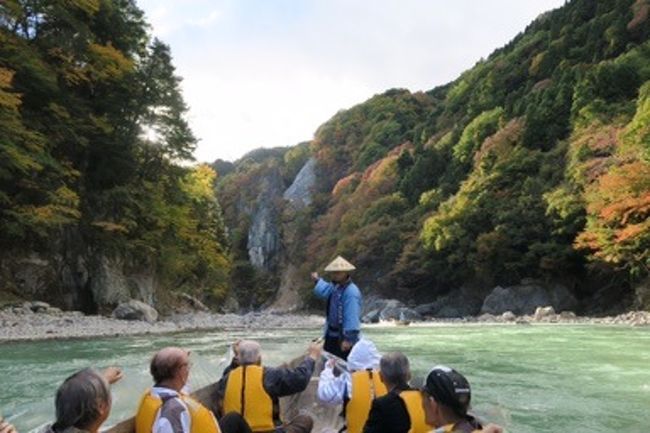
[0,0,230,307]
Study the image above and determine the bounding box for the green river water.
[0,324,649,433]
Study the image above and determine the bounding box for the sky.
[136,0,567,162]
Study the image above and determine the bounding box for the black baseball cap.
[422,365,472,416]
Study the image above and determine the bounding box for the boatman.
[312,256,362,360]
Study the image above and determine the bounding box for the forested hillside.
[0,1,230,312]
[218,0,650,313]
[1,0,648,316]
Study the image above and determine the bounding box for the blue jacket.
[314,278,362,343]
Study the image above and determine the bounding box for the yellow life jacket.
[134,389,221,433]
[345,369,388,433]
[399,390,432,433]
[223,365,275,432]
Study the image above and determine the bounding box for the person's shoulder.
[262,364,286,377]
[347,282,362,296]
[372,391,400,408]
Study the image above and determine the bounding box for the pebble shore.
[0,305,325,343]
[1,303,648,343]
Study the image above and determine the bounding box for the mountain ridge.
[216,0,650,315]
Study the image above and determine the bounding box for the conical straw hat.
[324,256,356,272]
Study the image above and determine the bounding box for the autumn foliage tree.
[575,82,650,278]
[0,0,230,304]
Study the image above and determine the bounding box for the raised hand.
[102,366,124,385]
[0,418,18,433]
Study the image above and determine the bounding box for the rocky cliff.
[0,228,157,314]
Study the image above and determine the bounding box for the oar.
[321,350,350,373]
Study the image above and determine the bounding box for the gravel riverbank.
[0,305,325,343]
[1,302,648,343]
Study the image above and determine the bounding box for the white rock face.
[247,168,284,271]
[283,157,317,208]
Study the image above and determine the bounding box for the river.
[1,324,649,433]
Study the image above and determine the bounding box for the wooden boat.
[105,355,342,433]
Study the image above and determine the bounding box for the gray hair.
[53,368,110,431]
[380,352,411,386]
[238,340,262,365]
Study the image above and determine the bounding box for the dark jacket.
[362,384,412,433]
[213,357,316,419]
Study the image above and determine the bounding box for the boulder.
[362,297,423,323]
[477,313,497,322]
[501,311,516,321]
[534,306,556,321]
[398,308,423,322]
[379,304,406,321]
[362,297,400,316]
[480,280,578,315]
[30,301,50,313]
[413,287,485,318]
[112,299,158,323]
[414,302,437,316]
[45,306,63,315]
[362,309,381,324]
[12,306,32,315]
[559,311,577,320]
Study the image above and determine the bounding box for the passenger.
[0,417,18,433]
[213,340,322,433]
[43,366,123,433]
[311,256,362,360]
[135,347,249,433]
[363,352,430,433]
[317,339,386,433]
[421,366,502,433]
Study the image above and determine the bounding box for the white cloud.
[186,9,222,29]
[137,0,566,162]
